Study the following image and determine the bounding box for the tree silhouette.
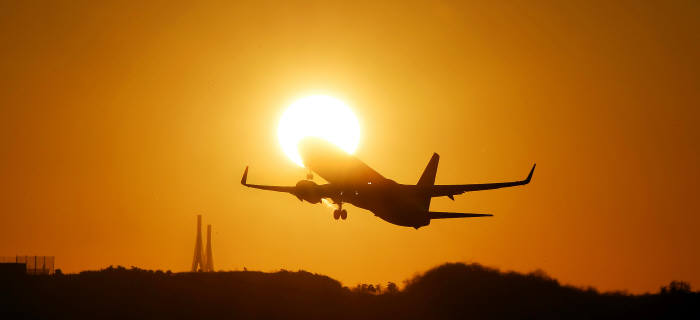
[3,263,698,319]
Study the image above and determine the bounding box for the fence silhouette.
[0,256,54,275]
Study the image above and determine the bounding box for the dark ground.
[2,263,697,319]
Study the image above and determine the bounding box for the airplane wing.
[429,211,493,219]
[298,137,386,186]
[240,166,298,194]
[432,164,536,199]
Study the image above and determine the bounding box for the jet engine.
[294,180,322,203]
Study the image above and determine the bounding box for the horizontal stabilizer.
[429,211,493,219]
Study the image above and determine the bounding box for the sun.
[278,95,360,167]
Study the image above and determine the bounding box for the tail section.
[418,153,440,186]
[417,153,439,211]
[429,211,493,219]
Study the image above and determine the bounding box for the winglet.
[525,163,536,183]
[241,166,249,186]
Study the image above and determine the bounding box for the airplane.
[241,138,535,229]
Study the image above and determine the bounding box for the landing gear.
[333,202,348,221]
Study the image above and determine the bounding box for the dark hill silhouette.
[2,263,697,319]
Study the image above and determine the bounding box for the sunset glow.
[278,95,360,167]
[2,1,699,295]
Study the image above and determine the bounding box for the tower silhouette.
[191,215,204,272]
[204,224,214,272]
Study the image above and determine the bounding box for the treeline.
[2,263,697,319]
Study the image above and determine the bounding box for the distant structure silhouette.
[1,256,54,275]
[191,215,204,272]
[204,224,214,272]
[191,215,214,272]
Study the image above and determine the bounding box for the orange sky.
[1,1,699,293]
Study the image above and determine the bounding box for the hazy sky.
[2,1,699,293]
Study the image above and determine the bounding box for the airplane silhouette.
[242,138,535,229]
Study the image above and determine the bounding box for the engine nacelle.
[294,180,322,204]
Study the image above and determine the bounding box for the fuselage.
[299,138,431,228]
[317,181,431,228]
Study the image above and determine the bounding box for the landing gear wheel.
[333,210,340,220]
[340,209,347,220]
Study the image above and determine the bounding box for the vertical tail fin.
[418,153,440,186]
[417,153,439,212]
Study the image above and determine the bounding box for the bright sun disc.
[278,95,360,167]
